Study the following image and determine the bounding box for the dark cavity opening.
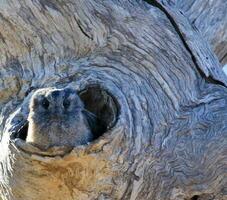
[79,85,119,140]
[11,121,28,141]
[190,195,199,200]
[13,85,119,142]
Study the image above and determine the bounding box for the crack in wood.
[144,0,227,87]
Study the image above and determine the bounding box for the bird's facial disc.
[62,88,84,112]
[30,88,84,119]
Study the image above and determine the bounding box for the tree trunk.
[0,0,227,200]
[176,0,227,66]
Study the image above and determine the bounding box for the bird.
[26,87,93,150]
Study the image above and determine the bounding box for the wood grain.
[0,0,226,199]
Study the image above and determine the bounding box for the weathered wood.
[146,0,227,85]
[176,0,227,66]
[0,0,226,200]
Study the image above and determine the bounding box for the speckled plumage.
[26,87,92,150]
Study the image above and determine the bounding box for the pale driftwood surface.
[176,0,227,66]
[0,0,227,200]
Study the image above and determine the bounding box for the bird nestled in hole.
[26,87,97,150]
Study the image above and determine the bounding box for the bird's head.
[28,87,84,122]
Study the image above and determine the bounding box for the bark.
[0,0,227,200]
[176,0,227,66]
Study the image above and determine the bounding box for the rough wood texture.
[176,0,227,66]
[0,0,227,200]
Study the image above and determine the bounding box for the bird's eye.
[63,99,70,109]
[42,98,49,109]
